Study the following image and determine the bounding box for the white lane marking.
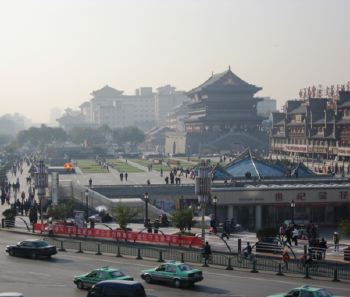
[27,271,49,277]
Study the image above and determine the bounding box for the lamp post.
[85,190,89,220]
[144,192,149,227]
[34,160,48,232]
[195,160,211,247]
[290,200,295,225]
[213,195,218,233]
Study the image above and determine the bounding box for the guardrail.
[44,237,350,281]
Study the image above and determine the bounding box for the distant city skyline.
[0,0,349,123]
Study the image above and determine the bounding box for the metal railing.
[44,237,350,281]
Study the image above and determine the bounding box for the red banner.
[34,223,202,248]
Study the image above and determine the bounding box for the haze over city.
[0,0,350,123]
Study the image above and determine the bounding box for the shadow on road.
[190,285,230,294]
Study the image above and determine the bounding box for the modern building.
[257,97,277,117]
[154,85,189,126]
[270,90,350,160]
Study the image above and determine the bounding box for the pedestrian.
[124,172,128,181]
[285,225,292,245]
[160,168,163,178]
[120,172,123,181]
[282,248,290,270]
[333,232,340,252]
[89,178,92,188]
[147,179,151,185]
[202,241,212,266]
[243,242,252,258]
[164,176,169,184]
[319,238,328,260]
[279,224,285,240]
[292,227,299,246]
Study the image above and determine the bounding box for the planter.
[344,246,350,261]
[4,217,15,227]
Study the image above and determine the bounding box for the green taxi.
[73,267,133,290]
[267,285,342,297]
[140,261,203,288]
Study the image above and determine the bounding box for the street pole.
[85,190,89,220]
[291,200,295,225]
[213,195,218,233]
[34,160,48,232]
[195,160,211,247]
[144,192,149,227]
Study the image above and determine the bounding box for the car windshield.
[111,271,125,277]
[179,264,193,271]
[33,241,49,247]
[317,289,334,297]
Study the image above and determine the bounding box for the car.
[0,293,24,297]
[267,285,343,297]
[140,261,203,288]
[73,267,133,290]
[6,239,57,259]
[87,280,146,297]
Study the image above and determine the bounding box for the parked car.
[74,267,133,290]
[0,293,24,297]
[6,239,57,259]
[267,284,343,297]
[87,280,145,297]
[140,261,203,288]
[255,237,282,254]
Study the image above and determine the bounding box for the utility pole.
[34,159,48,232]
[195,160,211,247]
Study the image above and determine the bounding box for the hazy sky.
[1,0,349,123]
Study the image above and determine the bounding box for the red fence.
[34,223,202,248]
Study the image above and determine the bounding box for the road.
[0,232,349,297]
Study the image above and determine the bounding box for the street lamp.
[144,192,149,227]
[85,190,89,220]
[212,195,218,233]
[195,160,211,247]
[290,200,296,225]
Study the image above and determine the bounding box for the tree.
[68,127,106,145]
[111,202,139,230]
[112,126,145,146]
[339,219,350,237]
[47,200,75,220]
[16,125,68,147]
[171,208,194,232]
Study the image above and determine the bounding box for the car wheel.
[144,275,152,284]
[31,253,37,260]
[9,250,15,256]
[173,279,181,288]
[76,280,84,290]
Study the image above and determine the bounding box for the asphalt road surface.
[0,232,349,297]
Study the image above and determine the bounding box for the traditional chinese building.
[271,91,350,160]
[165,67,268,155]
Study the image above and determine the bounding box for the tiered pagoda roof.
[187,67,261,97]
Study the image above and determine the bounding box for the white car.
[0,293,24,297]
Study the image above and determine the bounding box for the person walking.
[89,178,92,188]
[202,241,212,267]
[120,172,123,182]
[282,248,290,270]
[292,227,299,246]
[333,232,340,252]
[124,172,128,182]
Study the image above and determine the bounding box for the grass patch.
[130,159,171,172]
[107,159,144,173]
[77,159,109,173]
